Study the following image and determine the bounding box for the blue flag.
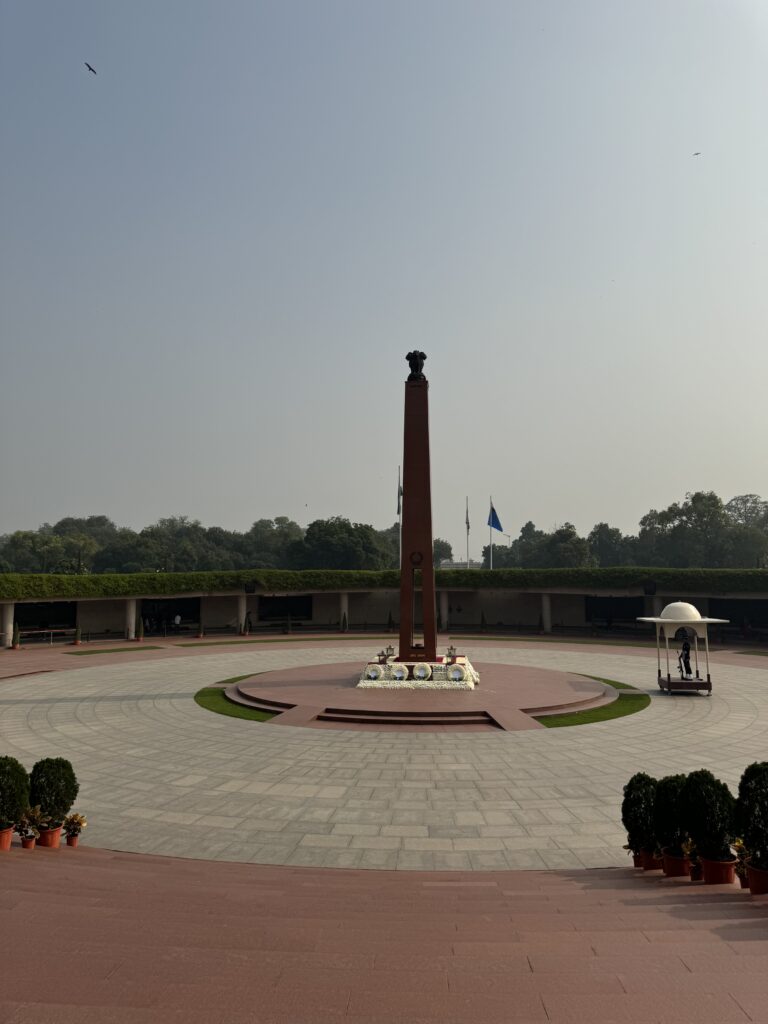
[487,504,503,532]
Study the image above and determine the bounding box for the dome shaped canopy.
[659,602,702,621]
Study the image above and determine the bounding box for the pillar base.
[358,655,479,690]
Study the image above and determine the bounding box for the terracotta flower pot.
[21,836,35,850]
[662,849,691,878]
[0,826,13,852]
[37,825,63,850]
[738,873,750,889]
[747,864,768,895]
[632,853,643,868]
[689,861,703,881]
[700,857,737,885]
[642,850,663,871]
[66,835,79,848]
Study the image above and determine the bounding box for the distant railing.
[18,628,76,646]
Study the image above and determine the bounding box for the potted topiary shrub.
[12,621,21,650]
[621,772,659,869]
[62,812,87,848]
[737,761,768,895]
[653,774,690,877]
[72,626,82,646]
[136,616,144,642]
[0,755,30,851]
[681,769,736,884]
[29,758,79,849]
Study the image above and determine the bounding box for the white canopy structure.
[637,601,729,694]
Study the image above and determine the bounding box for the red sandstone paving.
[1,847,767,1022]
[231,660,612,731]
[0,634,398,680]
[0,634,757,682]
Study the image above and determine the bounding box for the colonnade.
[0,591,606,647]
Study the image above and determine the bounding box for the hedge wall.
[2,567,768,601]
[437,567,768,593]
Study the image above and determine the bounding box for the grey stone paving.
[0,643,766,870]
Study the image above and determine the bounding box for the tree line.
[1,491,766,574]
[482,492,768,569]
[0,514,453,575]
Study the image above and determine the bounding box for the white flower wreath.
[412,663,432,681]
[365,663,384,680]
[391,664,408,681]
[448,663,466,682]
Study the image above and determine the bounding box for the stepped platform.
[0,846,765,1023]
[224,661,616,731]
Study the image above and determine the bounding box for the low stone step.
[322,705,492,719]
[316,711,495,727]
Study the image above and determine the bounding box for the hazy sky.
[2,1,768,558]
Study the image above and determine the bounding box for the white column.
[541,593,552,634]
[237,594,247,633]
[1,603,14,648]
[339,592,349,631]
[125,598,136,641]
[664,632,670,681]
[439,591,449,632]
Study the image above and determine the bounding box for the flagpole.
[398,466,402,566]
[466,496,470,569]
[489,495,493,571]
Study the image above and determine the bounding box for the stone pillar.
[125,598,137,641]
[237,593,247,633]
[339,592,349,631]
[439,591,449,632]
[1,602,14,648]
[398,372,437,662]
[541,593,552,634]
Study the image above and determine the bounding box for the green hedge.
[2,567,768,602]
[437,567,768,593]
[0,569,399,601]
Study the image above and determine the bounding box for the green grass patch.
[580,674,638,690]
[65,645,163,656]
[535,692,650,728]
[194,681,276,722]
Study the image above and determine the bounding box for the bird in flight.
[84,62,97,75]
[692,151,701,156]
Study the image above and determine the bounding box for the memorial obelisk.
[357,354,478,688]
[397,351,437,662]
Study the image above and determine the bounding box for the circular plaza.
[1,637,765,871]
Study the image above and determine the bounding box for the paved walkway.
[0,641,766,869]
[1,846,767,1023]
